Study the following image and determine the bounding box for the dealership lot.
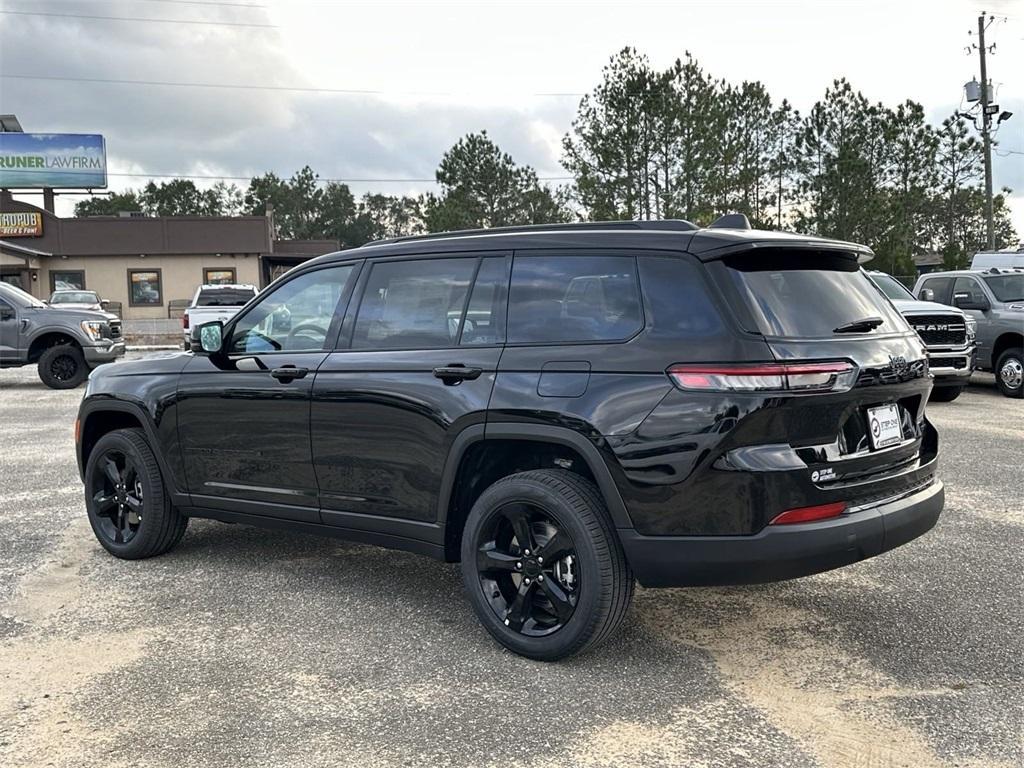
[1,357,1020,768]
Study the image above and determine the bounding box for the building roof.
[0,238,52,257]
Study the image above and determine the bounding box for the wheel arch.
[78,400,180,497]
[28,331,81,363]
[437,423,632,561]
[992,331,1023,369]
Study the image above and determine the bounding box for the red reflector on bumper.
[770,502,847,525]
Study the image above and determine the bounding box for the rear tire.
[995,348,1023,398]
[929,386,964,402]
[37,344,87,389]
[84,428,188,559]
[460,469,634,661]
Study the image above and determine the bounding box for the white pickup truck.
[182,284,258,349]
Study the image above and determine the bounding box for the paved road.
[1,357,1021,768]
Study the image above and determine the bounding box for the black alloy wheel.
[90,450,144,545]
[475,502,580,636]
[84,428,188,559]
[37,344,87,389]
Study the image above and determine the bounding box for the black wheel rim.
[50,354,78,381]
[475,502,579,637]
[89,450,144,545]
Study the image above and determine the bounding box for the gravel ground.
[1,356,1021,768]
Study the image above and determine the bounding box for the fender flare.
[77,398,184,500]
[436,422,633,529]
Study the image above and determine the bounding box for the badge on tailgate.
[867,403,902,449]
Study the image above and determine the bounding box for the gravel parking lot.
[1,355,1021,768]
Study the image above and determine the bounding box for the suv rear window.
[196,288,255,306]
[508,255,642,343]
[723,252,905,338]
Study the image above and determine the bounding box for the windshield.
[983,274,1024,302]
[723,253,907,338]
[0,282,46,308]
[869,273,915,301]
[51,291,99,304]
[196,288,256,307]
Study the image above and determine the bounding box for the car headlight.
[965,316,977,341]
[80,320,106,341]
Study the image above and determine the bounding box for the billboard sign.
[0,133,107,189]
[0,211,43,237]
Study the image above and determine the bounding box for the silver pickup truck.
[914,268,1024,398]
[0,281,125,388]
[869,271,976,402]
[182,284,257,349]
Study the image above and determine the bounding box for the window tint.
[952,277,986,305]
[918,276,952,304]
[460,257,509,346]
[639,256,724,339]
[869,273,914,301]
[508,255,642,344]
[196,287,256,307]
[352,258,475,349]
[230,266,353,353]
[984,274,1024,302]
[723,254,905,338]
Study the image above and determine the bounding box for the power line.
[0,72,586,98]
[135,0,267,7]
[0,9,277,29]
[20,171,574,184]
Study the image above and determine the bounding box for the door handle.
[270,366,309,382]
[433,365,483,385]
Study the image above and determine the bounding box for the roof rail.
[366,219,699,247]
[707,213,751,230]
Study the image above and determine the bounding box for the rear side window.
[723,252,905,338]
[508,255,642,344]
[918,277,953,304]
[638,256,725,340]
[352,257,475,349]
[460,256,509,346]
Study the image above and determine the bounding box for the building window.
[50,270,86,292]
[204,267,236,285]
[128,269,163,306]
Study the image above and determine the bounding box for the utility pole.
[977,13,994,250]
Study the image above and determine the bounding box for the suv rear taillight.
[182,311,189,330]
[667,362,857,394]
[770,502,847,525]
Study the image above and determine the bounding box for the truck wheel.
[929,386,964,402]
[37,344,88,389]
[995,348,1023,398]
[84,428,188,559]
[461,469,634,661]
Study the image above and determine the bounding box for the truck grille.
[905,314,966,347]
[106,321,122,340]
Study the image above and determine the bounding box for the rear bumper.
[619,479,943,587]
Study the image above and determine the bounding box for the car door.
[177,261,360,522]
[0,298,19,363]
[311,253,509,530]
[951,275,992,363]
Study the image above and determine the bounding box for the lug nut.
[537,556,544,564]
[515,562,522,570]
[538,575,545,582]
[504,619,510,626]
[524,577,531,585]
[524,549,531,555]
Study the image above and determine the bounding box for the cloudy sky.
[2,0,1022,233]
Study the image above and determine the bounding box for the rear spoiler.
[688,235,875,265]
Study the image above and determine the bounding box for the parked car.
[1,281,125,388]
[48,289,109,313]
[971,248,1024,270]
[182,283,257,349]
[75,219,943,660]
[867,271,976,401]
[913,268,1024,398]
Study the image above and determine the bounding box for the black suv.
[76,220,944,660]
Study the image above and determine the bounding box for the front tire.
[37,344,87,389]
[929,386,964,402]
[995,348,1023,398]
[84,428,188,559]
[461,469,634,661]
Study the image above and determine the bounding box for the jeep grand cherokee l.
[75,219,944,660]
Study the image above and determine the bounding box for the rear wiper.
[833,316,884,334]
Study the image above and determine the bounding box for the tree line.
[76,47,1016,272]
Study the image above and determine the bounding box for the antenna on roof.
[707,213,751,230]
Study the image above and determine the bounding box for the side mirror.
[100,299,110,307]
[191,320,224,354]
[919,288,935,302]
[953,292,990,311]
